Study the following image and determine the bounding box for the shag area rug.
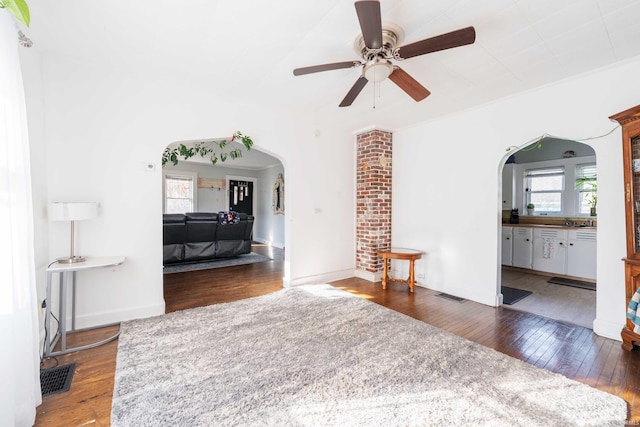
[111,285,627,426]
[162,252,271,274]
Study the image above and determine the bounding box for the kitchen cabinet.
[532,228,567,274]
[502,164,514,210]
[503,225,596,280]
[566,229,597,280]
[512,227,533,269]
[610,104,640,350]
[502,226,513,266]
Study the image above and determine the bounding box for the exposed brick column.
[356,129,392,281]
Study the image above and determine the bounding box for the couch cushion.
[163,213,186,224]
[185,212,218,222]
[185,212,217,243]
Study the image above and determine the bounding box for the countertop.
[502,223,597,230]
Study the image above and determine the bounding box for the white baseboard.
[283,269,354,287]
[354,269,382,282]
[593,317,624,341]
[253,237,285,249]
[72,300,166,330]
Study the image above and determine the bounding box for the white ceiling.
[26,0,640,147]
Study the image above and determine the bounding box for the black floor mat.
[435,293,466,302]
[40,363,75,397]
[502,286,532,305]
[547,277,596,291]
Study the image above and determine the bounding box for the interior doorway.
[498,137,597,329]
[227,177,256,216]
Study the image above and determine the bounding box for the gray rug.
[163,252,271,274]
[111,285,627,426]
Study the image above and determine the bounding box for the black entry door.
[229,180,253,215]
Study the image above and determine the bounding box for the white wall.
[392,56,640,340]
[256,165,286,248]
[25,52,355,329]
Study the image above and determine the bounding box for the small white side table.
[44,256,125,357]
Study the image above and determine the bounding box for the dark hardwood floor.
[36,244,640,425]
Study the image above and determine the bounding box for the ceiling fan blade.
[355,0,383,49]
[395,26,476,60]
[339,76,369,107]
[293,61,361,76]
[388,67,430,102]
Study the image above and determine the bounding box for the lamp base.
[56,256,86,264]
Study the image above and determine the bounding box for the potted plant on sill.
[527,203,535,216]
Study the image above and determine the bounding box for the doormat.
[40,363,75,397]
[547,277,596,291]
[435,293,466,302]
[502,286,532,305]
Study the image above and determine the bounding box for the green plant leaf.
[2,0,30,27]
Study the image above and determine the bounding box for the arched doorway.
[160,136,287,309]
[498,137,597,329]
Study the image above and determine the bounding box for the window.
[163,171,197,213]
[576,164,597,215]
[525,167,564,214]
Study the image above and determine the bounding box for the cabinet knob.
[569,243,574,246]
[506,237,510,240]
[526,238,530,242]
[559,242,564,246]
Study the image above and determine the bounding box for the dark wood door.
[229,180,253,215]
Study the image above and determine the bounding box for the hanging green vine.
[0,0,30,26]
[161,131,253,167]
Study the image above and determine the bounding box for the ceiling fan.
[293,0,476,107]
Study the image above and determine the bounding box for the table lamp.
[48,202,98,263]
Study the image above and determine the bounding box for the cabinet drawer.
[568,229,596,241]
[533,228,568,239]
[513,227,532,238]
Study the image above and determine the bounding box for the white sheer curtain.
[0,11,42,427]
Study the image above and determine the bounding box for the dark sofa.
[163,212,254,265]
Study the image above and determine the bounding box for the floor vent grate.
[40,363,76,397]
[435,293,465,302]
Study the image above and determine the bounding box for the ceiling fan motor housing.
[363,57,393,82]
[354,25,404,60]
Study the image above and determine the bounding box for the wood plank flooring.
[35,244,640,424]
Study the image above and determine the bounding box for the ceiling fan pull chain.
[373,81,376,109]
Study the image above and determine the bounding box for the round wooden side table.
[377,248,424,293]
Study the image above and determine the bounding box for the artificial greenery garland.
[161,131,253,167]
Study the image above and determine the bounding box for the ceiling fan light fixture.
[363,59,393,83]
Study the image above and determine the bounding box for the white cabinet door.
[502,226,513,266]
[567,230,597,280]
[502,164,514,210]
[512,227,533,269]
[532,228,568,274]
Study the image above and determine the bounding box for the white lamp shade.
[48,202,98,221]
